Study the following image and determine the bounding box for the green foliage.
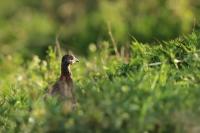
[0,0,199,57]
[0,32,200,132]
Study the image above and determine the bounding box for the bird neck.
[60,64,72,81]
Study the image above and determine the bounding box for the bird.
[48,54,79,109]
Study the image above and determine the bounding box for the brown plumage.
[49,54,79,109]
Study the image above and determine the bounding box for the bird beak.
[74,57,79,63]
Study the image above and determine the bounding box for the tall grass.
[0,32,200,133]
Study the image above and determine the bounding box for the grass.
[0,32,200,133]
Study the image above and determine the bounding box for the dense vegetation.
[1,0,200,132]
[0,32,200,132]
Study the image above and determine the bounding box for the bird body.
[50,77,73,99]
[48,54,79,109]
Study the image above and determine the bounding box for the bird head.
[62,54,79,65]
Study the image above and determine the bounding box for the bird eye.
[70,56,74,60]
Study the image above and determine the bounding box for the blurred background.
[0,0,199,58]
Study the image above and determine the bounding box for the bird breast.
[51,79,73,99]
[61,80,73,98]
